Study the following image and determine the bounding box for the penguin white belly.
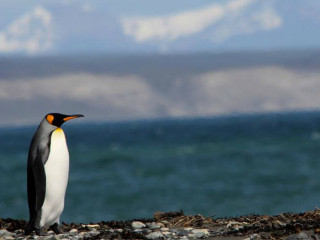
[40,128,69,227]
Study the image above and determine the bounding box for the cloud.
[0,6,53,54]
[211,2,282,43]
[0,74,159,116]
[81,3,94,13]
[187,67,320,115]
[121,0,282,43]
[122,3,226,43]
[1,66,320,125]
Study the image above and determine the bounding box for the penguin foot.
[24,223,34,235]
[35,227,48,236]
[50,223,62,234]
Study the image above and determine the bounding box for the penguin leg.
[24,222,34,235]
[33,211,48,235]
[25,217,43,235]
[35,227,48,236]
[50,223,62,234]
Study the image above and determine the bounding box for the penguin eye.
[46,115,54,125]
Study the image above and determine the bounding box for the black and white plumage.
[25,113,84,235]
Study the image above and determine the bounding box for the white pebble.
[69,229,78,233]
[132,221,146,229]
[146,231,163,239]
[160,227,169,231]
[89,229,100,235]
[0,230,12,237]
[184,227,193,231]
[188,233,197,238]
[4,236,15,240]
[147,222,163,229]
[191,229,210,238]
[86,224,99,228]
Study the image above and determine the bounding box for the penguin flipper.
[25,152,47,235]
[33,154,46,212]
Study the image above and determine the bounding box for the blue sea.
[2,111,320,223]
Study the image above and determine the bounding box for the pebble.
[286,232,314,240]
[184,227,193,231]
[0,230,12,237]
[188,233,197,239]
[250,233,262,240]
[69,229,78,233]
[132,221,146,229]
[146,231,163,239]
[242,234,261,240]
[162,231,171,235]
[4,237,14,240]
[180,236,189,240]
[188,229,210,238]
[177,230,190,236]
[160,227,169,231]
[89,229,100,235]
[116,228,123,232]
[86,224,99,228]
[42,235,61,240]
[147,222,163,229]
[161,220,169,225]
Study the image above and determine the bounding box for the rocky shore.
[2,210,320,240]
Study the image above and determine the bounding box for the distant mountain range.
[1,50,320,126]
[1,50,320,80]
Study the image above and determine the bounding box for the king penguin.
[25,113,84,235]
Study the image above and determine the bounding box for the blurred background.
[1,0,320,223]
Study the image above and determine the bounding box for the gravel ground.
[1,210,320,239]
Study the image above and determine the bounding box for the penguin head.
[46,113,84,127]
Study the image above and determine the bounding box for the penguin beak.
[63,114,84,122]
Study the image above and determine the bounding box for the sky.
[0,0,320,55]
[1,0,320,125]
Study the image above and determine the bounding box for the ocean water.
[2,111,320,223]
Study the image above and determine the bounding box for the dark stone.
[177,230,189,236]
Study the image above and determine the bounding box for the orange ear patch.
[46,114,54,124]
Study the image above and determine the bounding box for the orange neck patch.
[46,114,54,124]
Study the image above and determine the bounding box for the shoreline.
[1,210,320,239]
